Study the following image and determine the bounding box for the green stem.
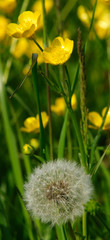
[82,210,87,240]
[32,54,46,159]
[42,0,53,160]
[90,106,109,165]
[42,0,47,47]
[55,225,66,240]
[68,107,86,169]
[46,78,53,160]
[31,37,43,52]
[9,103,31,176]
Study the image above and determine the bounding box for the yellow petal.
[36,112,49,128]
[18,11,40,30]
[43,37,74,65]
[7,23,22,38]
[71,94,77,110]
[102,107,110,130]
[0,16,9,41]
[51,97,66,115]
[22,24,35,38]
[12,38,28,58]
[0,0,16,13]
[88,112,102,128]
[77,6,90,27]
[32,0,53,14]
[21,117,38,133]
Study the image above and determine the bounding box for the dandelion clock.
[24,159,93,226]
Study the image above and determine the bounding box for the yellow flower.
[26,39,44,64]
[32,0,53,30]
[0,16,9,41]
[32,0,53,13]
[21,112,49,133]
[100,0,110,6]
[77,3,110,39]
[7,11,41,38]
[71,94,77,110]
[30,138,39,149]
[88,107,110,130]
[13,38,44,63]
[51,97,66,116]
[12,38,29,58]
[42,37,74,65]
[51,94,77,116]
[23,144,33,155]
[0,0,16,13]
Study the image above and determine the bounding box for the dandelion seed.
[24,159,93,225]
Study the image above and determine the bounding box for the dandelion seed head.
[24,159,93,225]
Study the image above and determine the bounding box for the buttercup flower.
[32,0,53,30]
[21,112,49,133]
[51,94,77,116]
[12,38,43,63]
[32,0,53,13]
[77,3,110,39]
[0,0,16,13]
[12,38,29,58]
[88,107,110,130]
[100,0,110,6]
[24,159,93,225]
[7,11,41,38]
[42,37,74,65]
[23,144,33,155]
[0,16,10,41]
[30,138,39,149]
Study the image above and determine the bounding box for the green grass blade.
[32,54,46,160]
[55,225,65,240]
[58,110,68,158]
[0,62,23,194]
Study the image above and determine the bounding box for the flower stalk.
[42,0,53,160]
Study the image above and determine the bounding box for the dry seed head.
[24,159,93,225]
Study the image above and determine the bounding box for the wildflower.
[88,107,110,130]
[51,97,66,116]
[51,94,77,116]
[0,16,9,41]
[32,0,53,30]
[30,138,39,149]
[42,37,74,65]
[7,11,41,38]
[12,38,29,58]
[26,39,44,64]
[77,3,110,39]
[24,159,93,225]
[23,144,33,155]
[32,0,53,13]
[0,0,16,13]
[100,0,110,6]
[21,112,49,133]
[71,94,77,110]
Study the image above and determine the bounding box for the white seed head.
[24,159,93,225]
